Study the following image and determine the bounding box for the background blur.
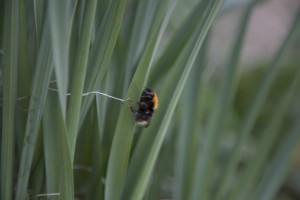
[1,0,300,199]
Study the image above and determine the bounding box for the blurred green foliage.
[0,0,300,200]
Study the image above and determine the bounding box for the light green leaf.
[105,0,177,199]
[79,0,127,127]
[48,0,73,119]
[15,20,53,199]
[43,92,74,199]
[66,0,98,159]
[124,1,224,199]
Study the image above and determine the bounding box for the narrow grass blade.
[73,106,96,194]
[220,7,300,199]
[254,118,300,200]
[79,0,126,127]
[1,0,19,199]
[15,21,53,200]
[33,0,45,45]
[86,101,103,199]
[174,38,207,200]
[148,0,210,86]
[23,1,38,73]
[212,1,259,199]
[190,2,253,200]
[28,157,44,196]
[48,0,72,119]
[30,126,44,179]
[16,0,31,159]
[125,1,224,199]
[43,92,74,199]
[105,1,177,199]
[145,134,177,200]
[120,0,159,92]
[231,67,300,200]
[0,2,3,39]
[66,0,97,159]
[68,0,81,76]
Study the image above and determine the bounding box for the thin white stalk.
[48,88,130,102]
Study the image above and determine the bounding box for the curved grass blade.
[210,1,259,199]
[16,0,31,160]
[79,0,127,128]
[124,1,224,199]
[1,0,19,199]
[120,0,159,93]
[148,0,209,86]
[174,38,207,200]
[48,0,73,119]
[105,1,177,199]
[254,117,300,200]
[66,0,97,159]
[123,4,213,199]
[145,133,177,200]
[230,66,300,200]
[68,0,81,76]
[15,21,53,200]
[219,7,300,199]
[33,0,45,46]
[28,157,45,196]
[86,100,104,199]
[43,92,74,199]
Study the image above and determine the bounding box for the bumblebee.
[130,88,158,127]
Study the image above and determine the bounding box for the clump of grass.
[1,0,300,199]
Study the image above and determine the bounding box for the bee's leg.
[130,106,144,118]
[128,100,140,109]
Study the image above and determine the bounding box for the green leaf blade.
[1,0,19,199]
[105,0,177,199]
[43,93,74,200]
[15,22,53,200]
[66,0,98,159]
